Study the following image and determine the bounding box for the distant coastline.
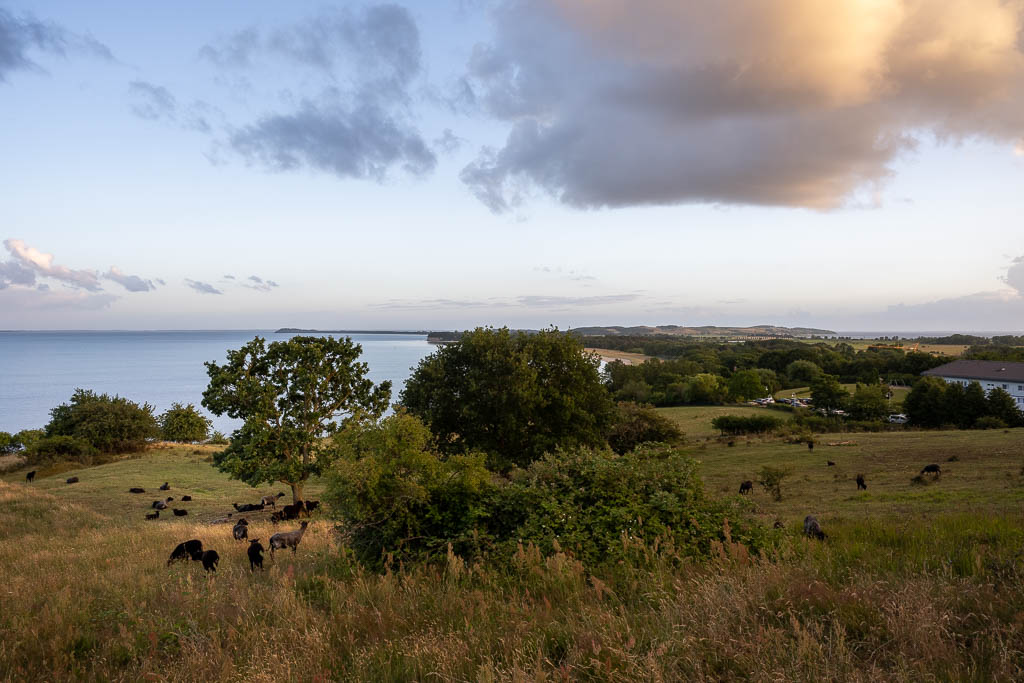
[275,328,437,335]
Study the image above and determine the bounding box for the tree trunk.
[289,481,304,504]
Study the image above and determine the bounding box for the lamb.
[856,474,867,490]
[920,464,941,476]
[233,519,249,541]
[145,510,159,520]
[128,487,145,493]
[159,482,170,491]
[25,470,36,483]
[167,539,203,565]
[199,549,220,572]
[66,476,79,484]
[181,495,192,501]
[247,539,265,571]
[803,515,826,540]
[172,509,188,517]
[739,480,753,495]
[269,521,309,557]
[261,492,285,507]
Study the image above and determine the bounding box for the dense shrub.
[45,389,158,454]
[607,402,684,454]
[0,432,19,454]
[13,429,43,451]
[206,430,229,445]
[905,378,1024,429]
[158,402,212,442]
[974,416,1008,430]
[711,414,783,435]
[27,435,98,465]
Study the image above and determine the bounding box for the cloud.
[517,294,639,307]
[203,5,436,181]
[1003,255,1024,295]
[128,80,176,121]
[0,8,111,83]
[0,286,117,312]
[104,266,156,292]
[0,259,36,289]
[372,292,641,309]
[463,0,1024,211]
[184,279,223,295]
[3,239,101,291]
[242,275,280,292]
[224,274,236,280]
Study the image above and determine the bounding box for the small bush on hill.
[607,402,684,454]
[158,402,212,442]
[27,435,98,465]
[974,416,1008,430]
[711,414,783,436]
[45,389,158,454]
[206,430,229,445]
[758,465,791,502]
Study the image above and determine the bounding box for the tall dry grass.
[2,480,1023,681]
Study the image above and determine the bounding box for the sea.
[0,331,435,435]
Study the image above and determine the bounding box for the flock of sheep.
[737,441,945,540]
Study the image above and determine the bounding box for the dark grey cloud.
[184,279,223,295]
[202,5,436,181]
[128,80,176,121]
[463,0,1024,212]
[0,8,111,83]
[103,267,156,293]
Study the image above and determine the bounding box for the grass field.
[656,405,791,438]
[774,384,911,409]
[2,429,1024,680]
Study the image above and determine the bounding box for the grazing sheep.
[269,521,309,557]
[803,515,826,540]
[159,482,170,491]
[233,502,265,513]
[199,550,220,572]
[145,510,159,520]
[808,441,814,451]
[247,539,265,571]
[856,474,867,490]
[66,476,79,484]
[261,492,285,507]
[25,470,36,483]
[739,480,753,495]
[921,464,941,476]
[129,487,145,493]
[280,502,303,520]
[827,460,836,467]
[167,539,203,565]
[303,500,320,514]
[172,509,188,517]
[181,495,192,501]
[233,519,249,541]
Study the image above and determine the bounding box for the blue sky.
[2,0,1023,332]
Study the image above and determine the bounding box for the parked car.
[888,413,908,424]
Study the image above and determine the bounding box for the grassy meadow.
[656,405,791,438]
[2,429,1024,680]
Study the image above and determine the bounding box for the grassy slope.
[2,430,1024,680]
[656,405,791,438]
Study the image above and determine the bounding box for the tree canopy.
[202,335,391,502]
[400,327,614,471]
[158,402,212,443]
[45,389,158,454]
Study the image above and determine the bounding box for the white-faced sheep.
[247,539,265,571]
[269,521,309,557]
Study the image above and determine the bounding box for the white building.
[922,360,1024,408]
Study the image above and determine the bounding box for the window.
[1003,384,1008,390]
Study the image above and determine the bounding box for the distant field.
[774,384,911,409]
[794,338,968,357]
[657,404,791,437]
[586,347,651,365]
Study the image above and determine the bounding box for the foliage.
[0,432,18,454]
[27,435,98,465]
[847,383,889,421]
[987,388,1024,428]
[727,369,769,402]
[202,335,391,502]
[157,402,212,442]
[683,373,728,404]
[607,402,684,454]
[757,465,791,502]
[973,416,1007,430]
[786,359,822,385]
[810,375,849,413]
[45,389,158,454]
[400,327,614,471]
[326,412,494,569]
[14,429,44,451]
[711,414,784,436]
[905,378,1024,429]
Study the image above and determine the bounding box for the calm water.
[0,331,435,434]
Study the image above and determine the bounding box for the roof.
[922,360,1024,383]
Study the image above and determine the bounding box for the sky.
[2,0,1024,333]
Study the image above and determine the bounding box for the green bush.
[758,465,791,502]
[158,403,211,442]
[711,414,783,436]
[45,389,158,454]
[14,429,44,451]
[206,430,229,445]
[0,432,18,454]
[28,435,98,465]
[607,402,684,454]
[974,416,1008,430]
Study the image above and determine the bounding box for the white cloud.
[3,238,101,291]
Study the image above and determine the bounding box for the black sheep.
[921,464,941,476]
[233,519,249,541]
[181,495,192,501]
[199,550,220,572]
[168,539,203,565]
[233,502,265,513]
[129,487,145,493]
[247,539,265,571]
[172,509,188,517]
[159,482,170,491]
[739,480,753,495]
[856,474,867,490]
[304,500,320,514]
[808,441,814,451]
[25,470,36,483]
[827,460,836,467]
[280,502,303,520]
[803,515,827,540]
[145,510,159,520]
[66,476,79,484]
